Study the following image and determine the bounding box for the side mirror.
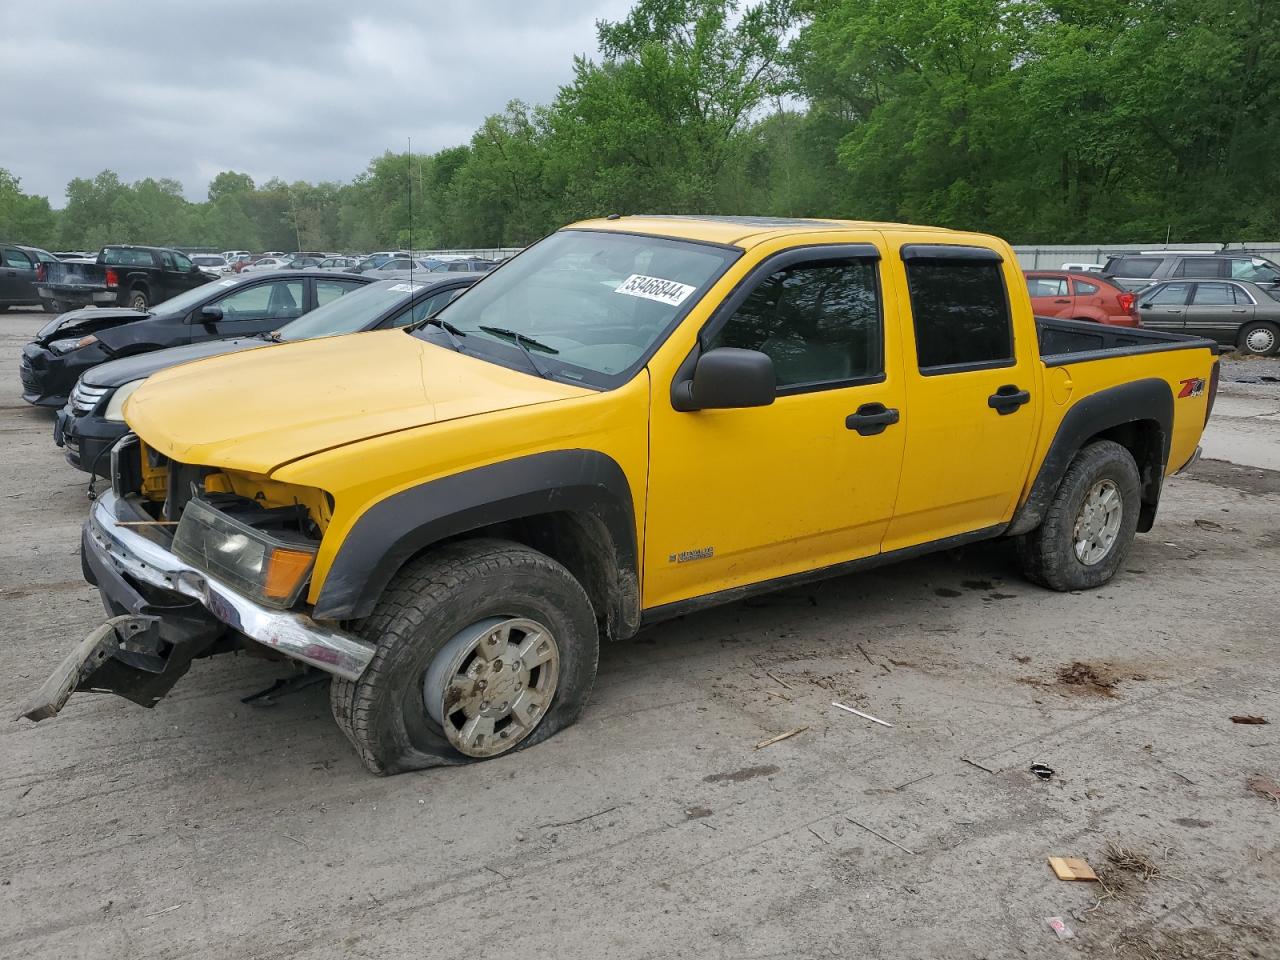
[198,305,223,323]
[672,347,775,412]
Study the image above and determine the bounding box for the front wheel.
[331,538,599,775]
[1239,321,1279,357]
[1016,440,1142,591]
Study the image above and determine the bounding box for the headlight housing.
[103,379,144,422]
[172,498,318,609]
[48,334,97,355]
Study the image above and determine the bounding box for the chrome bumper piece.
[87,491,374,681]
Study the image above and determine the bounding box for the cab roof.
[568,214,969,249]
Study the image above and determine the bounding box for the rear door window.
[1073,280,1100,296]
[1191,282,1235,306]
[1107,257,1160,278]
[315,279,362,306]
[904,255,1013,372]
[1026,277,1068,298]
[1174,258,1225,279]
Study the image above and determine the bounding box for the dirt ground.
[1,305,1277,960]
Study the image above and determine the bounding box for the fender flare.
[312,449,638,625]
[1007,378,1173,536]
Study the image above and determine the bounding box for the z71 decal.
[1178,377,1206,399]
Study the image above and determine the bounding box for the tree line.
[3,0,1277,253]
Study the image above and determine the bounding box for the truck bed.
[1036,316,1219,367]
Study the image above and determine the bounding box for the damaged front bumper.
[14,490,374,722]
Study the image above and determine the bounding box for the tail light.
[1117,292,1136,314]
[35,263,46,282]
[105,268,119,288]
[1205,359,1220,426]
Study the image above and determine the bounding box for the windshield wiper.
[414,316,468,352]
[477,325,558,379]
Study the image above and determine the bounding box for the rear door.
[1185,281,1252,344]
[1137,282,1191,331]
[1026,274,1073,317]
[882,242,1040,551]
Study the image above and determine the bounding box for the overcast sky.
[2,0,635,207]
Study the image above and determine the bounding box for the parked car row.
[1023,260,1280,355]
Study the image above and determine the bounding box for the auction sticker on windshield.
[615,274,696,306]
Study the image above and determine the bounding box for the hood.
[35,307,147,342]
[82,337,267,388]
[125,328,593,474]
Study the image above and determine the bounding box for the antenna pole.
[407,137,414,284]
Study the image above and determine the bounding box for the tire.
[128,288,149,311]
[1015,439,1142,592]
[0,305,8,313]
[331,538,599,775]
[41,298,63,314]
[1238,321,1279,357]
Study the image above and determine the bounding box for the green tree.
[0,169,57,248]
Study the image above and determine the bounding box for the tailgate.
[41,260,107,292]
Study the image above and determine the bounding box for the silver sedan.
[1136,278,1280,355]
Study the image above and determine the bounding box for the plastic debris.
[1044,916,1075,941]
[1230,715,1269,725]
[1031,763,1055,781]
[831,701,893,727]
[1048,856,1098,881]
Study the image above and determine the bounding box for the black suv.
[1103,252,1280,293]
[1,242,60,311]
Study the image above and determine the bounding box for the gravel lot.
[2,305,1277,959]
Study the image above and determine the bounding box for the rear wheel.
[331,538,599,775]
[41,297,63,314]
[1016,440,1142,591]
[128,288,149,311]
[1239,321,1279,357]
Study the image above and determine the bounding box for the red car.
[1024,271,1139,326]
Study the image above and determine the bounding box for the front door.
[882,243,1040,550]
[1185,281,1252,344]
[644,244,908,609]
[1137,281,1191,332]
[190,278,306,342]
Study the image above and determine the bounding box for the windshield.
[277,279,419,341]
[152,277,241,314]
[431,230,735,386]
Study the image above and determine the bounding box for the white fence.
[1012,242,1280,270]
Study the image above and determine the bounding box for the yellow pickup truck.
[18,216,1219,774]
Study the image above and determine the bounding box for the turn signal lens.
[263,548,318,601]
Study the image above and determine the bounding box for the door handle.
[1053,298,1071,303]
[846,402,900,436]
[1231,308,1247,313]
[988,384,1031,415]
